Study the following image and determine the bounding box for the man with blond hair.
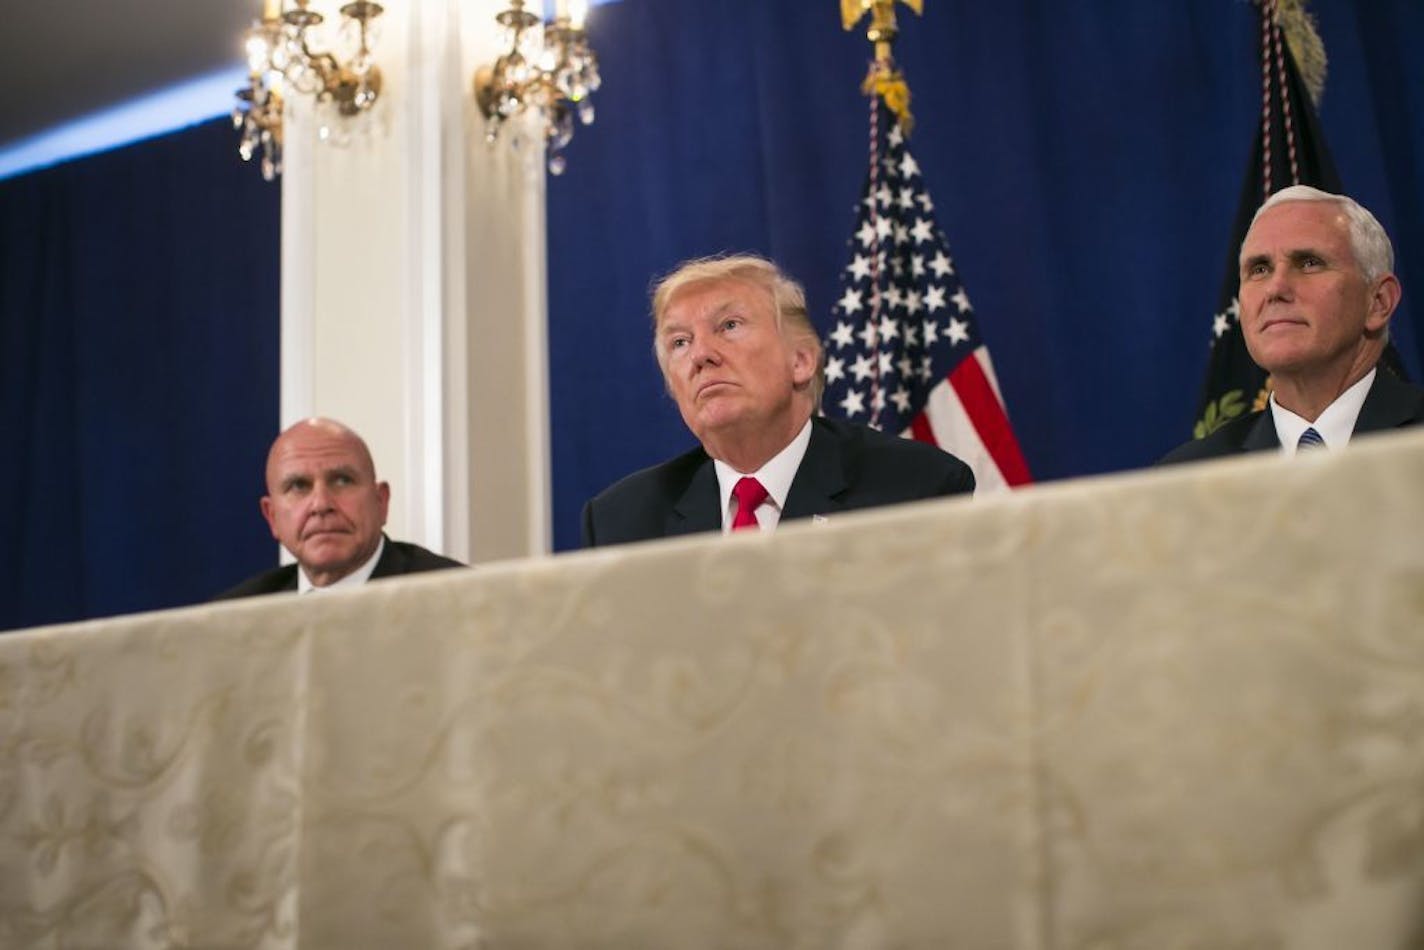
[582,254,975,546]
[1163,186,1423,463]
[215,417,463,598]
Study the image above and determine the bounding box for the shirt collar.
[1269,368,1375,456]
[297,534,386,593]
[713,418,813,531]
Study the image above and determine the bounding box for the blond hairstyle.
[650,254,825,408]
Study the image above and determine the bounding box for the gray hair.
[1253,185,1394,282]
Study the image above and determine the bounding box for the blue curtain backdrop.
[546,0,1424,552]
[4,2,1421,626]
[0,117,279,630]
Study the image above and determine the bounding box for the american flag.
[822,100,1032,491]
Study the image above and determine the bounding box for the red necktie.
[731,476,769,531]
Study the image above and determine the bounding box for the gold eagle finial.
[841,0,923,132]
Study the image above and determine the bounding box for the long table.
[3,431,1423,948]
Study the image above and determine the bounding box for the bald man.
[214,418,462,599]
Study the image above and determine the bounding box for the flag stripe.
[918,382,1007,494]
[909,414,937,446]
[948,351,1033,486]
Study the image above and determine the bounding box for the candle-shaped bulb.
[568,0,588,29]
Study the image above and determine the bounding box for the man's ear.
[259,496,279,541]
[790,338,819,389]
[1366,273,1402,334]
[377,481,391,525]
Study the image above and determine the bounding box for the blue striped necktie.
[1297,427,1325,450]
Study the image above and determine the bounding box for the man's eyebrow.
[661,300,742,336]
[1240,253,1270,270]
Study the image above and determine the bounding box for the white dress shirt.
[1269,368,1374,456]
[297,535,386,593]
[712,419,813,532]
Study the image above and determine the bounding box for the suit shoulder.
[211,564,298,601]
[582,445,710,547]
[815,416,976,496]
[1158,411,1263,465]
[380,539,466,574]
[586,446,708,516]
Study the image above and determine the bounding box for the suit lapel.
[369,534,400,578]
[667,455,722,537]
[1354,371,1424,434]
[1241,411,1281,453]
[782,420,848,522]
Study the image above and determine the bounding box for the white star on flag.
[839,389,865,417]
[838,287,864,315]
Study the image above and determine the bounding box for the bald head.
[265,418,377,491]
[260,417,390,587]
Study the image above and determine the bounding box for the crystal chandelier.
[474,0,602,175]
[233,0,386,180]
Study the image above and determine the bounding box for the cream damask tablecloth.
[3,431,1423,949]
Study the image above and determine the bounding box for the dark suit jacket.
[212,535,465,600]
[1159,370,1424,465]
[581,415,976,547]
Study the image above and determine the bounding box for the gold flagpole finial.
[842,0,923,132]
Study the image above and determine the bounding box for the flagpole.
[823,0,1034,488]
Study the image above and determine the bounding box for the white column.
[279,0,551,564]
